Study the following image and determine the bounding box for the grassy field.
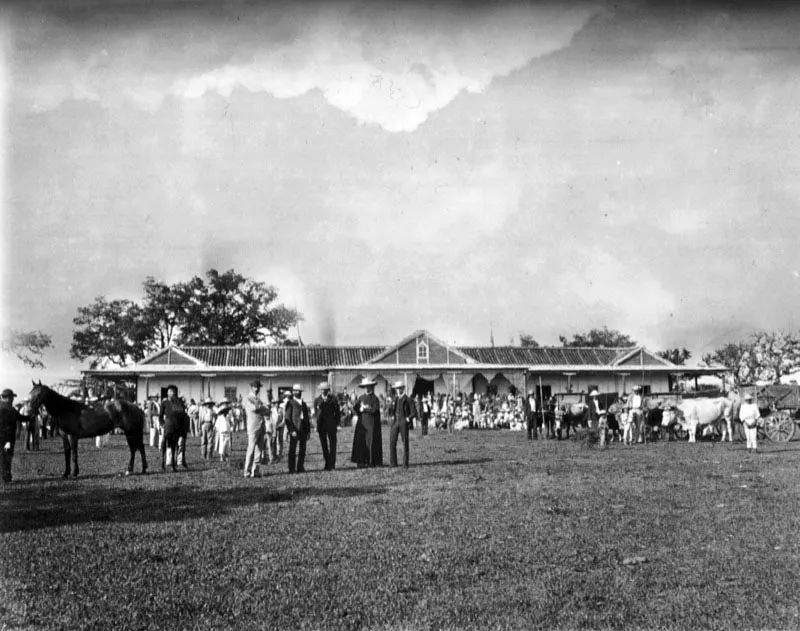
[2,427,800,631]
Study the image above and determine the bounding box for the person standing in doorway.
[314,382,340,471]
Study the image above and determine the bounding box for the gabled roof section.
[138,346,206,367]
[181,345,386,368]
[611,346,672,368]
[368,330,475,365]
[458,346,624,367]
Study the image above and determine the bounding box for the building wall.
[136,370,673,403]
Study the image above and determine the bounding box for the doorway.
[412,376,435,398]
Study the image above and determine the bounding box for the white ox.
[662,395,741,443]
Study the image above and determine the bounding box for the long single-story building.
[83,330,725,404]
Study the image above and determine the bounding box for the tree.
[701,331,800,386]
[2,329,52,369]
[657,348,692,365]
[71,270,302,367]
[559,327,637,348]
[518,333,540,348]
[178,269,300,346]
[71,298,152,368]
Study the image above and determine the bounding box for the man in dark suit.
[159,386,186,472]
[285,383,310,473]
[0,389,25,483]
[314,382,340,471]
[389,380,417,468]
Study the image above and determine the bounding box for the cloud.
[173,3,602,131]
[17,2,602,132]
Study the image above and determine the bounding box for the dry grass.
[2,428,800,630]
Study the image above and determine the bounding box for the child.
[215,399,233,463]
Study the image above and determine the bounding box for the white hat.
[632,385,642,392]
[744,393,754,400]
[357,377,377,388]
[292,383,303,391]
[202,397,215,406]
[318,382,331,391]
[589,390,599,397]
[393,380,405,389]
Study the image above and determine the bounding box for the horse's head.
[28,379,49,411]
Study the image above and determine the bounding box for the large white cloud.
[173,3,602,132]
[16,2,602,132]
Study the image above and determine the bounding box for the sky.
[3,0,800,395]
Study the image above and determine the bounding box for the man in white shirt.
[627,385,645,443]
[739,393,761,453]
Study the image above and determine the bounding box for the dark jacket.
[285,398,310,437]
[314,394,340,434]
[392,394,416,426]
[160,398,187,436]
[0,401,21,448]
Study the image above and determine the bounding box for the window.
[224,387,238,402]
[417,339,429,363]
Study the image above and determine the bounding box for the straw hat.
[744,393,754,400]
[357,377,377,388]
[291,383,303,392]
[202,397,215,406]
[216,398,231,413]
[589,390,599,397]
[318,382,331,391]
[392,380,405,390]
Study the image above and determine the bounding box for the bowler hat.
[1,388,16,398]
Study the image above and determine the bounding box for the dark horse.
[28,381,147,478]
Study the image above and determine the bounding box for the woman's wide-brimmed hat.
[357,377,377,388]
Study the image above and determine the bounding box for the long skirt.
[351,413,383,466]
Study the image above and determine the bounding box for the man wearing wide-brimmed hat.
[285,384,311,473]
[243,379,270,478]
[739,392,761,453]
[626,385,645,444]
[0,388,23,483]
[350,377,383,468]
[389,380,416,468]
[314,382,340,471]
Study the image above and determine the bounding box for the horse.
[28,381,147,478]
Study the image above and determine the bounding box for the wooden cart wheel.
[764,411,796,442]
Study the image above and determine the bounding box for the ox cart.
[737,385,800,442]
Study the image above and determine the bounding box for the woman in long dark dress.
[350,378,383,468]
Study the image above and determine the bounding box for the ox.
[661,395,740,443]
[556,402,589,440]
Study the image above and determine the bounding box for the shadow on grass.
[0,483,388,533]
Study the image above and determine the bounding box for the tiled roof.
[176,345,632,368]
[182,346,387,368]
[457,347,625,367]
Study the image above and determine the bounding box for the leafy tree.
[2,329,52,369]
[518,333,540,348]
[71,298,152,368]
[559,326,636,348]
[657,347,692,365]
[72,270,301,367]
[141,276,190,349]
[701,331,800,386]
[178,269,300,346]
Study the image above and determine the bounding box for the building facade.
[83,330,722,404]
